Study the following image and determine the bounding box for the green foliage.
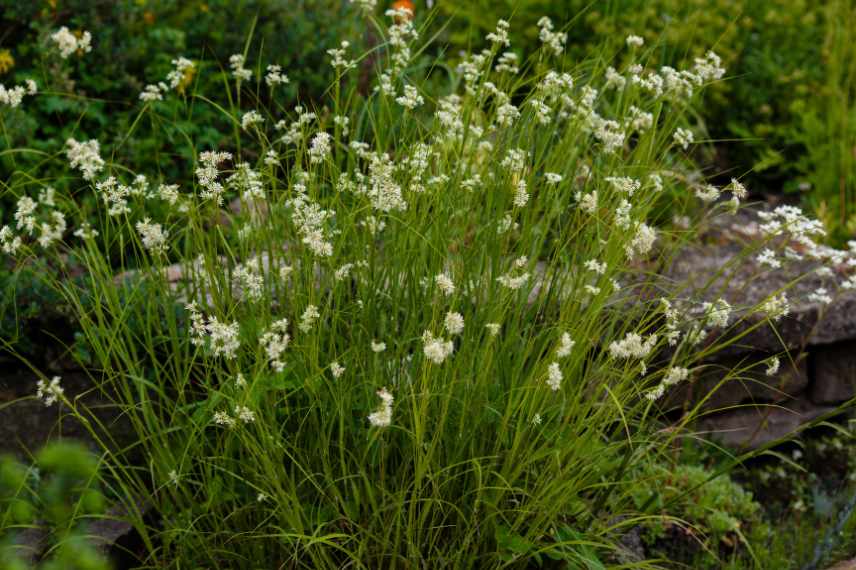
[0,443,110,570]
[436,0,856,238]
[0,0,360,214]
[632,461,764,568]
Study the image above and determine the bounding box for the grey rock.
[667,353,808,410]
[810,342,856,405]
[698,395,837,449]
[652,209,856,356]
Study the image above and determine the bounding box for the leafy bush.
[436,0,856,239]
[0,0,360,214]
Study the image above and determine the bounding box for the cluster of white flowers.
[608,332,657,360]
[196,150,232,204]
[232,257,265,302]
[66,138,105,181]
[444,312,465,335]
[496,256,531,290]
[368,387,394,427]
[422,331,454,364]
[0,79,37,108]
[808,287,832,306]
[435,273,456,296]
[241,110,264,130]
[546,362,563,391]
[349,0,376,14]
[308,132,332,164]
[537,17,566,56]
[626,34,645,48]
[495,51,519,74]
[94,177,131,216]
[187,302,241,359]
[260,318,291,372]
[229,54,252,81]
[487,19,510,47]
[265,64,289,87]
[396,84,424,110]
[765,356,781,376]
[287,182,334,257]
[50,27,92,59]
[6,189,67,251]
[760,293,790,321]
[299,305,321,333]
[328,41,357,72]
[36,376,64,407]
[276,105,317,145]
[625,223,656,260]
[213,410,237,428]
[512,179,529,208]
[694,184,719,203]
[701,298,731,328]
[140,57,195,101]
[646,366,689,400]
[135,218,169,254]
[544,172,563,185]
[673,127,694,150]
[576,190,598,214]
[0,226,22,255]
[330,361,346,378]
[605,176,641,196]
[757,248,781,269]
[234,405,256,424]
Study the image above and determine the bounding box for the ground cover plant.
[1,2,855,569]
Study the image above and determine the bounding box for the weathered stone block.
[666,353,808,411]
[810,342,856,405]
[698,395,837,449]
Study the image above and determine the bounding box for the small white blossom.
[36,376,64,406]
[368,387,393,427]
[608,332,657,360]
[423,331,455,364]
[626,34,644,48]
[444,312,465,335]
[765,356,780,377]
[546,362,563,391]
[757,248,781,269]
[673,127,694,150]
[265,64,289,87]
[51,27,92,59]
[229,54,252,81]
[556,333,575,358]
[135,218,169,254]
[299,305,321,332]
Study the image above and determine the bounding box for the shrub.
[436,0,856,240]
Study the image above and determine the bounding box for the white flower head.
[36,376,64,406]
[368,387,394,427]
[444,312,465,335]
[546,362,563,391]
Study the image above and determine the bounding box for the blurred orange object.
[391,0,414,20]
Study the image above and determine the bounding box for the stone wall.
[661,209,856,448]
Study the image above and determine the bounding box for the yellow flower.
[0,50,14,75]
[176,65,196,95]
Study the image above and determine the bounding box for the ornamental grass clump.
[0,8,849,569]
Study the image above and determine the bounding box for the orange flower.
[391,0,414,20]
